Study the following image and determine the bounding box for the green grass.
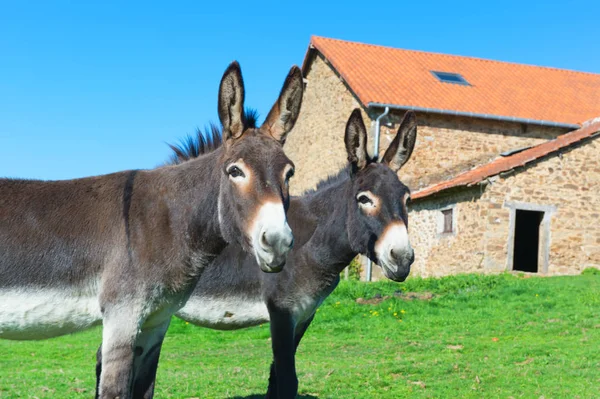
[2,272,600,398]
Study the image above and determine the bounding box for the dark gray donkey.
[0,61,304,399]
[98,109,417,399]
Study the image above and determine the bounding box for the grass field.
[1,271,599,398]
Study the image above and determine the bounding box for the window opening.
[431,71,470,86]
[442,208,453,234]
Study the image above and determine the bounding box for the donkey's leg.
[97,307,141,399]
[95,322,170,399]
[131,319,171,399]
[265,314,315,399]
[265,310,298,399]
[95,344,104,399]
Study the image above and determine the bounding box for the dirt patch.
[408,380,426,389]
[397,291,434,301]
[515,357,534,366]
[356,296,389,305]
[355,291,434,305]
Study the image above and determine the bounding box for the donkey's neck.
[296,172,357,278]
[153,148,227,260]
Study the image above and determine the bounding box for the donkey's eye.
[357,195,373,205]
[285,169,295,181]
[227,166,245,179]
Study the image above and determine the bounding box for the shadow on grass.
[229,395,318,399]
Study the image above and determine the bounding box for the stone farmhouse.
[285,36,600,279]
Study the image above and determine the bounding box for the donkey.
[98,109,417,399]
[0,61,303,399]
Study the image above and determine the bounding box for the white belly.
[0,288,102,340]
[176,296,270,330]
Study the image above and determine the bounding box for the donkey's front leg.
[95,320,170,399]
[95,345,103,398]
[266,310,297,399]
[266,314,315,399]
[131,320,171,399]
[97,305,141,399]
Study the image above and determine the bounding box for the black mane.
[301,165,352,196]
[167,108,259,165]
[301,152,381,196]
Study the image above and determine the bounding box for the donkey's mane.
[301,165,352,196]
[301,154,379,196]
[167,108,259,165]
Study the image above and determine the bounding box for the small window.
[431,71,470,86]
[442,208,453,233]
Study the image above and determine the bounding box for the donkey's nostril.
[259,226,293,255]
[261,231,270,248]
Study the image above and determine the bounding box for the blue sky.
[1,0,599,180]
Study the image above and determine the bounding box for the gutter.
[368,102,580,130]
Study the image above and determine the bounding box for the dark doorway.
[513,210,544,273]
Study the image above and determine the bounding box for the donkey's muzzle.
[251,201,293,273]
[257,225,293,273]
[385,248,414,282]
[375,221,414,282]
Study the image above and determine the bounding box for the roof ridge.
[311,35,600,77]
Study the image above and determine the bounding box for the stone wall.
[484,135,600,274]
[408,135,600,277]
[408,187,487,277]
[378,112,569,192]
[285,54,366,195]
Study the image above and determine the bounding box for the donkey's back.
[0,172,131,339]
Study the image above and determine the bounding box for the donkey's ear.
[218,61,246,141]
[344,109,369,171]
[382,111,417,172]
[260,66,304,145]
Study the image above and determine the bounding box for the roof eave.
[305,36,372,106]
[368,102,581,130]
[301,42,316,75]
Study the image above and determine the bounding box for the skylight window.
[431,71,470,86]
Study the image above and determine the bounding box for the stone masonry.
[409,135,600,277]
[285,54,366,196]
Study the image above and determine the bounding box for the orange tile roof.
[305,36,600,127]
[412,117,600,200]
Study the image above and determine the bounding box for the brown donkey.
[0,62,303,398]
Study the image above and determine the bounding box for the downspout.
[365,106,389,282]
[373,106,389,160]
